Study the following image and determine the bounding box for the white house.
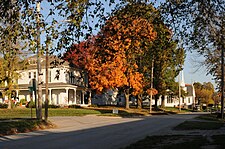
[0,55,91,106]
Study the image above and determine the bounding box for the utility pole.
[149,59,154,113]
[36,1,42,120]
[45,39,49,122]
[221,26,224,119]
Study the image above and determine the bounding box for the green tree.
[0,0,28,109]
[151,17,185,108]
[161,0,224,116]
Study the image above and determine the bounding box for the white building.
[0,55,90,106]
[160,71,196,108]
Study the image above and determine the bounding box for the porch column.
[65,88,69,104]
[49,88,52,104]
[32,90,35,102]
[73,88,77,104]
[16,90,19,102]
[88,91,92,105]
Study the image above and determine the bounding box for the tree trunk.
[161,95,165,108]
[7,94,12,109]
[137,94,142,109]
[124,89,130,109]
[7,78,12,109]
[155,94,159,110]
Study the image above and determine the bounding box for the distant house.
[91,71,196,109]
[0,55,91,106]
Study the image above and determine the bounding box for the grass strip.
[124,135,207,149]
[174,121,224,130]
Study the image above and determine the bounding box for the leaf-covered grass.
[124,135,208,149]
[161,107,193,113]
[174,121,224,130]
[0,119,54,136]
[87,106,149,117]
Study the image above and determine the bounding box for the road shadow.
[0,114,199,149]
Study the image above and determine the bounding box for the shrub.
[19,99,27,105]
[68,104,82,108]
[0,103,8,109]
[88,104,98,108]
[26,101,35,108]
[48,104,60,108]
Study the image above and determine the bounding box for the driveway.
[0,114,200,149]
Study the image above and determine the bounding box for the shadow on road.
[0,114,200,149]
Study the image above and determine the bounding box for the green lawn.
[161,107,193,113]
[0,108,102,119]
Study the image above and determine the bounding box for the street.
[0,114,200,149]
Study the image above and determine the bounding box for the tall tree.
[0,0,28,109]
[150,12,185,109]
[87,7,157,109]
[194,82,214,105]
[161,0,224,117]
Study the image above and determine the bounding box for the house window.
[167,96,172,103]
[34,72,36,79]
[48,70,51,82]
[70,72,74,84]
[66,73,69,82]
[188,98,191,103]
[29,72,31,79]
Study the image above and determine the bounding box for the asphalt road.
[0,113,200,149]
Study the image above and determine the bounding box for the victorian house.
[0,55,90,106]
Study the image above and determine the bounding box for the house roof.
[26,55,70,70]
[21,82,87,90]
[185,84,195,96]
[0,82,88,91]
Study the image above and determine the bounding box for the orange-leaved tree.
[87,14,157,109]
[63,37,95,70]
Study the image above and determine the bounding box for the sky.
[182,51,216,87]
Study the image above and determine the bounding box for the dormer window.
[29,72,31,78]
[34,72,36,79]
[29,59,37,65]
